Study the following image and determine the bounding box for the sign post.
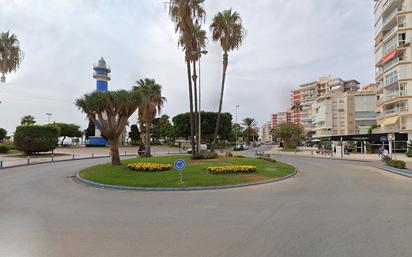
[174,159,186,186]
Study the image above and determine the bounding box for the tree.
[14,125,60,155]
[210,9,246,151]
[85,121,95,140]
[128,124,141,146]
[273,122,304,149]
[0,128,6,141]
[54,123,83,146]
[169,0,206,156]
[133,79,166,157]
[173,112,232,143]
[0,31,24,83]
[242,118,258,145]
[21,115,36,125]
[76,90,140,166]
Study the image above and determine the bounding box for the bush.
[382,157,406,169]
[234,155,246,158]
[192,150,218,160]
[257,156,276,162]
[14,125,60,155]
[208,166,256,175]
[128,163,171,172]
[0,144,10,153]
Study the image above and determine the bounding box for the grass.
[79,155,295,188]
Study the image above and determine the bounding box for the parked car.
[187,144,208,154]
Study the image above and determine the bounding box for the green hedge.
[14,125,60,155]
[0,144,11,153]
[383,157,406,169]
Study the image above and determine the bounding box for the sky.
[0,0,375,134]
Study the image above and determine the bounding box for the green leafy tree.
[20,115,36,125]
[169,0,206,156]
[273,122,304,149]
[76,90,140,166]
[54,123,83,146]
[133,78,166,157]
[0,31,24,83]
[14,125,60,155]
[210,9,246,151]
[0,128,6,141]
[128,124,141,146]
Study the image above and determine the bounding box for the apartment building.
[374,0,412,137]
[272,112,291,130]
[290,77,360,132]
[260,122,273,143]
[312,90,377,138]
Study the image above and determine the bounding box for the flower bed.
[208,165,256,175]
[128,163,171,172]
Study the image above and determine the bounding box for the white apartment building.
[374,0,412,138]
[260,122,273,143]
[312,91,377,138]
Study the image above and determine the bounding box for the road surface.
[1,151,412,257]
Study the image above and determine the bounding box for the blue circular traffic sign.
[174,159,186,171]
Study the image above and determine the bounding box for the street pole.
[235,105,239,144]
[198,50,207,151]
[46,113,52,124]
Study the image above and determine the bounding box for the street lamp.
[46,113,52,124]
[198,50,208,151]
[235,105,240,144]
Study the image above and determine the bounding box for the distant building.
[272,112,291,130]
[290,77,360,132]
[261,122,273,143]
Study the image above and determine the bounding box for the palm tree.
[20,115,36,125]
[242,117,257,145]
[133,78,166,157]
[291,102,303,111]
[0,31,24,83]
[169,0,205,156]
[210,9,246,151]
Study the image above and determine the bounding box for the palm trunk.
[109,137,121,166]
[192,61,199,153]
[186,60,196,156]
[145,121,151,157]
[211,52,229,152]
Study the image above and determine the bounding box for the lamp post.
[198,50,208,151]
[46,113,52,124]
[235,105,240,144]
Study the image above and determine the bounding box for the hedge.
[383,157,406,169]
[0,144,11,154]
[128,163,171,172]
[208,166,256,175]
[14,125,60,155]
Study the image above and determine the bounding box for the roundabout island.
[77,155,296,191]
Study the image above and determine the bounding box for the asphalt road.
[1,151,412,257]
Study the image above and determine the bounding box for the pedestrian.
[378,146,384,157]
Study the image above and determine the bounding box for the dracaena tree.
[210,9,246,151]
[0,31,24,83]
[76,90,140,166]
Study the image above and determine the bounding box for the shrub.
[14,125,60,155]
[234,155,246,158]
[387,160,406,169]
[0,144,10,153]
[128,163,171,172]
[257,156,276,162]
[192,150,218,160]
[208,166,256,175]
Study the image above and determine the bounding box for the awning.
[383,116,399,126]
[379,50,397,66]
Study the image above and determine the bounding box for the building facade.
[272,112,291,130]
[261,122,273,143]
[291,77,360,132]
[374,0,412,138]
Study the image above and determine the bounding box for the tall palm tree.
[242,117,257,145]
[0,31,24,83]
[20,115,36,125]
[169,0,205,156]
[210,9,246,151]
[133,78,166,157]
[291,102,303,111]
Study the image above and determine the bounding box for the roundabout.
[75,155,296,191]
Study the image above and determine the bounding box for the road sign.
[380,136,388,143]
[174,159,186,171]
[388,133,395,141]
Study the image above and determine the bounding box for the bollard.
[0,160,3,168]
[27,156,30,165]
[51,154,54,162]
[311,150,313,156]
[92,153,94,159]
[125,151,127,156]
[72,154,75,160]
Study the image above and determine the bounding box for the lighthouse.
[88,57,111,146]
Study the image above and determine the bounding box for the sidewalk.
[267,146,412,169]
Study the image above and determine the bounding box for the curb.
[73,169,298,192]
[377,165,412,178]
[269,153,373,163]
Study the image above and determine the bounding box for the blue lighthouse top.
[93,57,111,91]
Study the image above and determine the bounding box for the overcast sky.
[0,0,375,134]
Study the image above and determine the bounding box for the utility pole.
[235,105,240,144]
